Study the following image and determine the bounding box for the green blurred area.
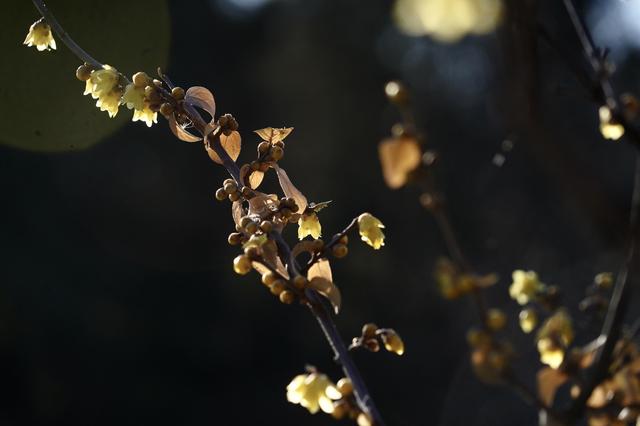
[0,0,169,152]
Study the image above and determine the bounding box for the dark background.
[1,0,639,425]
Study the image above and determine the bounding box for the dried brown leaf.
[378,136,421,189]
[254,127,294,143]
[307,258,333,282]
[185,86,216,119]
[248,170,265,189]
[261,239,289,279]
[537,367,568,407]
[308,276,342,314]
[274,165,308,212]
[168,115,202,142]
[231,200,245,228]
[292,241,316,259]
[207,130,242,164]
[248,193,279,218]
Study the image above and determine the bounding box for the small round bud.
[250,161,260,171]
[273,140,285,149]
[269,280,286,295]
[311,239,324,252]
[215,188,227,201]
[487,308,507,331]
[362,323,378,338]
[336,378,353,396]
[594,272,613,289]
[152,79,164,87]
[148,102,161,112]
[519,308,538,333]
[380,329,405,355]
[466,328,491,348]
[293,275,307,289]
[159,103,174,116]
[280,208,292,219]
[279,290,295,304]
[227,232,242,245]
[76,64,92,81]
[144,86,161,103]
[244,246,259,259]
[258,141,270,154]
[331,401,348,420]
[233,255,252,275]
[259,221,273,233]
[261,271,277,286]
[339,235,349,245]
[240,217,254,228]
[132,71,151,87]
[245,221,258,235]
[258,162,270,172]
[332,244,348,258]
[271,146,284,161]
[385,80,408,105]
[364,339,380,352]
[357,413,373,426]
[241,186,252,197]
[171,86,185,100]
[228,192,240,202]
[223,180,238,194]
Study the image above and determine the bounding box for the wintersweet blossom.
[123,83,157,127]
[509,270,544,305]
[286,373,342,414]
[298,213,321,240]
[357,213,385,249]
[536,310,574,369]
[24,20,56,51]
[83,65,122,118]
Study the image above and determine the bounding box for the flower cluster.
[286,371,373,425]
[350,323,405,355]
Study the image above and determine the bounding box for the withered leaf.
[308,200,332,213]
[262,239,289,279]
[239,163,251,186]
[231,200,245,228]
[248,170,265,189]
[248,193,279,218]
[537,367,568,407]
[378,136,421,189]
[207,130,242,164]
[308,277,342,314]
[292,241,316,259]
[274,165,308,212]
[254,127,294,143]
[308,258,333,283]
[168,115,202,142]
[185,86,216,119]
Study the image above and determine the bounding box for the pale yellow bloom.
[509,270,544,305]
[599,106,625,140]
[381,329,405,355]
[286,373,342,414]
[393,0,503,42]
[123,84,157,127]
[83,65,122,118]
[536,310,574,369]
[24,20,56,51]
[298,213,321,240]
[519,308,538,333]
[357,213,385,249]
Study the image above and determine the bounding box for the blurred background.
[1,0,639,425]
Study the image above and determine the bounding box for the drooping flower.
[519,308,538,334]
[357,213,385,249]
[599,106,625,141]
[298,213,321,240]
[24,19,56,51]
[536,310,574,369]
[380,329,405,355]
[123,83,157,127]
[286,373,342,414]
[509,270,545,305]
[83,65,123,118]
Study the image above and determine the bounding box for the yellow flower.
[599,106,625,140]
[381,329,405,355]
[509,270,544,305]
[83,65,123,118]
[357,213,385,249]
[519,308,538,334]
[123,83,157,127]
[536,310,574,369]
[298,213,321,240]
[393,0,503,42]
[286,373,342,414]
[23,20,56,51]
